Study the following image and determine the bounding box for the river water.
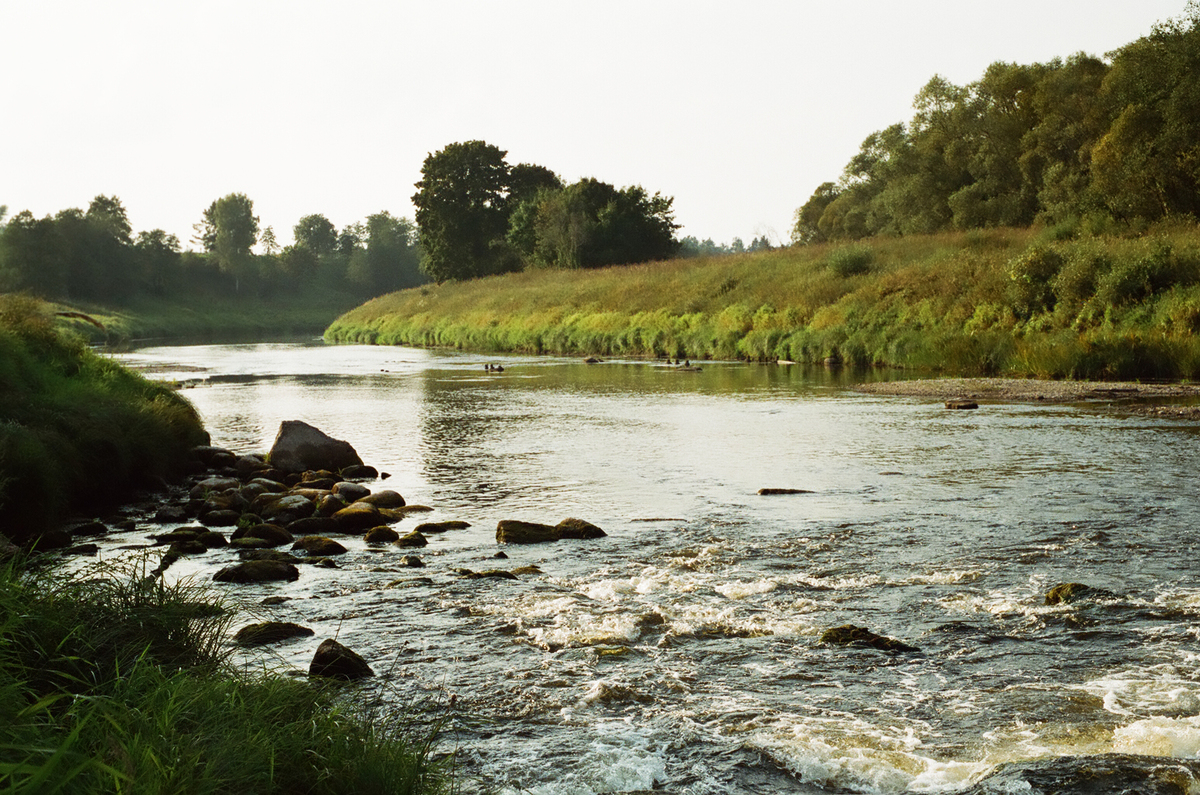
[108,341,1200,793]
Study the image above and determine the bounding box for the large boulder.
[267,421,364,475]
[555,518,606,539]
[309,638,373,680]
[213,560,300,584]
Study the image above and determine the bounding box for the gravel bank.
[854,378,1200,417]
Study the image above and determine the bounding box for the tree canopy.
[792,5,1200,244]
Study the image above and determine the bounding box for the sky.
[0,1,1191,251]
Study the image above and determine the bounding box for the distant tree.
[199,193,259,291]
[413,140,515,282]
[134,229,181,294]
[347,212,425,294]
[791,182,840,244]
[747,236,773,252]
[0,210,67,297]
[337,222,366,258]
[293,214,338,257]
[259,226,280,256]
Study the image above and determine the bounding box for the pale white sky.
[0,1,1189,250]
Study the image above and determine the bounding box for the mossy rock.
[213,560,300,584]
[291,535,348,556]
[819,624,918,653]
[364,526,400,544]
[413,520,471,534]
[309,638,373,680]
[393,530,428,548]
[1045,582,1119,605]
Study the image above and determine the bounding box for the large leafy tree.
[413,140,515,282]
[293,214,338,257]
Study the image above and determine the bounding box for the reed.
[326,225,1200,379]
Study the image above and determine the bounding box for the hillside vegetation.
[326,223,1200,380]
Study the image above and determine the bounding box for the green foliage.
[0,560,448,794]
[797,7,1200,240]
[826,246,874,277]
[0,296,209,542]
[1007,246,1064,317]
[293,213,338,257]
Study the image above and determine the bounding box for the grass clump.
[326,224,1200,380]
[0,296,209,543]
[0,558,447,794]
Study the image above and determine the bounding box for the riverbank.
[326,223,1200,380]
[855,377,1200,413]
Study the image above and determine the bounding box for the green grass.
[0,557,448,794]
[326,224,1200,379]
[0,296,210,544]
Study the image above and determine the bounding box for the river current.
[108,341,1200,793]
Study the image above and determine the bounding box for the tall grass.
[0,296,209,542]
[0,558,448,794]
[326,224,1200,379]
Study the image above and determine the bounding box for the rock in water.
[234,621,315,646]
[267,420,364,475]
[961,753,1200,794]
[213,560,300,583]
[819,624,919,653]
[309,638,373,680]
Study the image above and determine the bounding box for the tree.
[791,182,840,244]
[347,212,425,295]
[293,214,338,257]
[413,140,515,282]
[199,193,259,291]
[0,210,67,297]
[134,229,181,294]
[259,226,280,256]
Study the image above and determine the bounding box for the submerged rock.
[945,400,980,410]
[267,421,364,475]
[757,488,814,495]
[234,621,315,646]
[819,624,919,653]
[309,638,373,680]
[413,520,471,534]
[1045,582,1120,605]
[961,753,1200,795]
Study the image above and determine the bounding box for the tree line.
[0,195,425,304]
[412,140,681,282]
[792,6,1200,244]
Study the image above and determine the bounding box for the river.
[108,340,1200,793]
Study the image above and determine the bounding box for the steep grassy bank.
[0,559,447,794]
[326,224,1200,379]
[0,296,209,544]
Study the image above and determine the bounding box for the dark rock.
[252,493,315,525]
[168,539,208,555]
[332,481,371,502]
[193,445,237,468]
[291,536,348,556]
[153,506,189,523]
[945,400,979,410]
[757,488,815,495]
[233,454,267,477]
[332,502,385,533]
[234,523,294,547]
[458,569,519,581]
[401,555,425,568]
[200,509,241,527]
[31,528,73,551]
[493,551,508,559]
[300,477,337,491]
[68,520,109,537]
[230,537,277,550]
[234,621,314,646]
[414,520,471,534]
[1046,582,1119,605]
[355,489,406,508]
[340,464,378,480]
[287,516,341,536]
[819,624,919,653]
[960,753,1200,795]
[189,476,240,499]
[238,549,301,564]
[309,638,373,680]
[213,560,300,584]
[393,530,428,548]
[261,596,290,605]
[202,490,250,514]
[63,543,99,556]
[510,565,542,576]
[555,518,606,539]
[496,520,558,544]
[364,526,400,544]
[197,531,227,548]
[268,421,364,474]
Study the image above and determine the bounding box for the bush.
[1007,246,1064,317]
[825,246,874,277]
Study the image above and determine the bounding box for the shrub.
[1007,246,1064,317]
[825,246,874,277]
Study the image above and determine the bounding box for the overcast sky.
[0,1,1190,250]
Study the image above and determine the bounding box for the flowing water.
[107,341,1200,793]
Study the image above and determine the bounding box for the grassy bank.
[326,223,1200,380]
[0,296,210,544]
[0,558,446,794]
[56,291,363,347]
